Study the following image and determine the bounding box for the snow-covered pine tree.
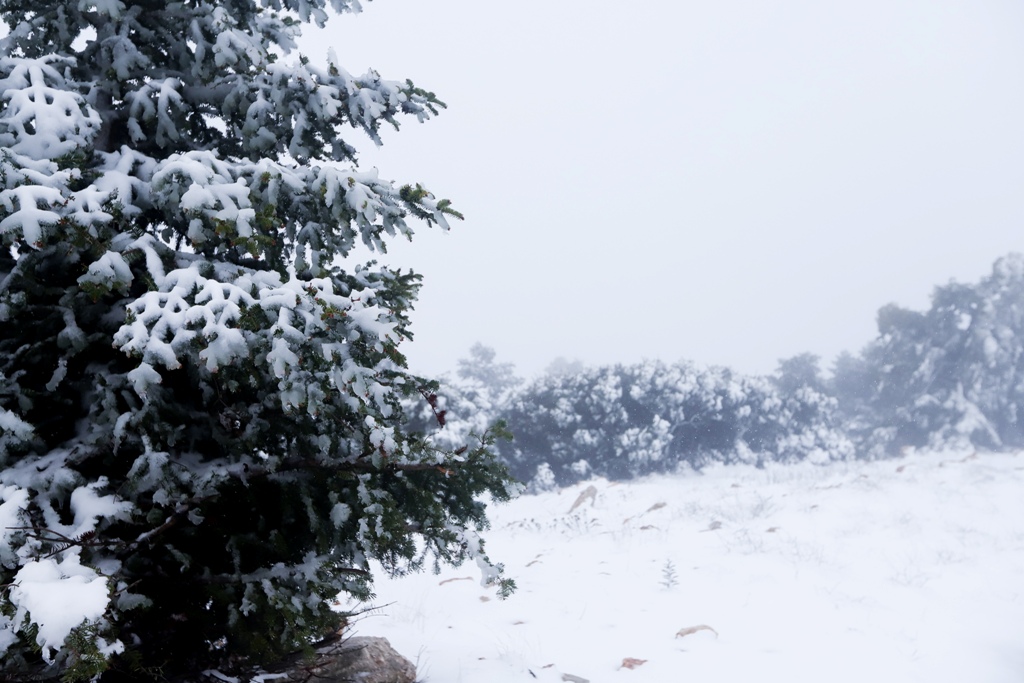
[841,254,1024,455]
[0,1,515,680]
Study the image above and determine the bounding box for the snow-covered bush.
[0,2,514,680]
[499,359,852,487]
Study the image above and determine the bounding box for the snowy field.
[348,450,1024,683]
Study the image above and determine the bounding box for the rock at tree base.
[300,637,416,683]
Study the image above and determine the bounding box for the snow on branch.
[113,264,401,412]
[8,554,122,662]
[0,56,100,160]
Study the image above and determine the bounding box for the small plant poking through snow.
[660,559,678,590]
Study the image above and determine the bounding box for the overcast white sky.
[301,0,1024,380]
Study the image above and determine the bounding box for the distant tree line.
[417,254,1024,490]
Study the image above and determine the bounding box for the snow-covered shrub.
[0,2,514,680]
[499,359,852,487]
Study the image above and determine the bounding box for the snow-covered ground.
[349,450,1024,682]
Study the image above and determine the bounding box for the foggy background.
[300,0,1024,379]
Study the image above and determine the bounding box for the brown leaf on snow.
[941,452,979,468]
[568,485,598,513]
[438,576,473,586]
[676,624,718,639]
[620,657,647,670]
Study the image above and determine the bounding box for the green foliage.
[62,622,112,683]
